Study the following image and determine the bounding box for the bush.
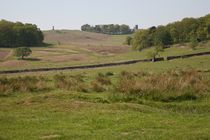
[91,73,112,92]
[105,71,114,76]
[91,81,106,92]
[96,73,112,85]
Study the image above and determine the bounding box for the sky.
[0,0,210,30]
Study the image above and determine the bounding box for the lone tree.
[190,37,198,50]
[147,46,164,62]
[14,47,32,59]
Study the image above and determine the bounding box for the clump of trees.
[131,14,210,51]
[0,20,44,48]
[81,24,132,35]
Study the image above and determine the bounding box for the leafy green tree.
[153,26,172,46]
[168,26,179,43]
[124,36,133,45]
[132,30,152,51]
[196,27,207,41]
[190,37,198,50]
[0,20,43,48]
[81,24,92,32]
[14,47,32,59]
[147,46,164,62]
[120,24,131,34]
[81,24,132,35]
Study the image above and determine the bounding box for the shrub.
[91,73,112,92]
[91,81,106,92]
[96,73,112,85]
[105,71,114,76]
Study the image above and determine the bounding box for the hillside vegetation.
[0,20,43,47]
[132,14,210,50]
[81,24,133,35]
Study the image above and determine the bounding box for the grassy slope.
[0,91,210,140]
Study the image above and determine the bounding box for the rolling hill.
[43,30,128,46]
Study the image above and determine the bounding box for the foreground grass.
[0,67,210,139]
[0,91,210,140]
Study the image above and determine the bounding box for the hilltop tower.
[134,25,138,31]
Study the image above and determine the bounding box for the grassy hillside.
[44,30,128,46]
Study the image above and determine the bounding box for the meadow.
[0,30,210,140]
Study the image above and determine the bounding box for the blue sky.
[0,0,210,30]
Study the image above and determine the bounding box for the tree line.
[0,20,44,48]
[130,14,210,51]
[81,24,133,35]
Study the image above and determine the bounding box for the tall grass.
[0,76,48,95]
[1,70,209,102]
[53,74,88,92]
[91,73,112,92]
[113,70,210,102]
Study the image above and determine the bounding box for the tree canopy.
[81,24,133,35]
[0,20,44,48]
[132,14,210,51]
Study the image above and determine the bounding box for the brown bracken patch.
[0,50,10,60]
[0,60,28,67]
[86,46,129,55]
[43,54,89,62]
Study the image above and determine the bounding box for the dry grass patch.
[0,50,11,60]
[44,54,89,62]
[114,70,210,102]
[87,45,129,55]
[0,60,28,67]
[0,76,49,95]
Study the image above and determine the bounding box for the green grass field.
[0,30,210,140]
[0,91,210,140]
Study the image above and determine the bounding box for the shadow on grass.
[38,43,54,48]
[18,58,41,61]
[0,43,54,49]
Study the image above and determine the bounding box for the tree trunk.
[152,57,156,62]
